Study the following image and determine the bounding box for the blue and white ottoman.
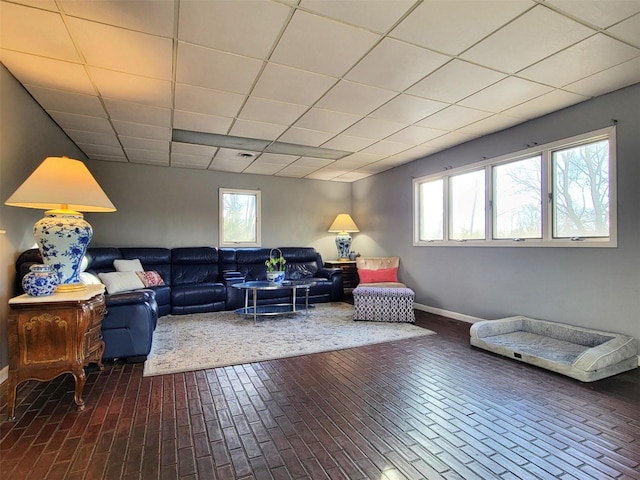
[353,286,415,323]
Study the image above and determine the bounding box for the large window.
[414,127,616,247]
[219,188,261,247]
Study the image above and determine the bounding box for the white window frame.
[413,126,617,248]
[219,188,262,247]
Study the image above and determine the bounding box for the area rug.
[143,302,434,376]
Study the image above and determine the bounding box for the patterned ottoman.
[353,286,415,323]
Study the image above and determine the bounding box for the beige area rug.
[143,302,434,376]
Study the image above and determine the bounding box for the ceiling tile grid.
[1,0,639,182]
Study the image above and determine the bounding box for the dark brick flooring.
[1,310,639,479]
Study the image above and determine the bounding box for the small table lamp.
[5,156,116,292]
[328,213,359,261]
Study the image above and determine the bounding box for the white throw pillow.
[98,271,145,294]
[79,272,102,285]
[113,258,143,272]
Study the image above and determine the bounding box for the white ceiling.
[1,0,639,182]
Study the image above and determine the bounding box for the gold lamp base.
[56,283,87,293]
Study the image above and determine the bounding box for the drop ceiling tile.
[519,34,640,87]
[67,18,173,80]
[0,51,95,94]
[173,111,233,135]
[58,0,175,36]
[345,38,450,92]
[564,56,640,97]
[243,163,284,175]
[292,157,334,168]
[119,136,169,152]
[170,154,211,169]
[9,1,58,11]
[545,0,640,28]
[361,141,411,156]
[77,143,126,158]
[417,105,493,130]
[461,5,595,74]
[251,153,299,166]
[385,125,446,145]
[177,42,263,94]
[103,99,171,127]
[210,149,255,172]
[300,0,416,33]
[0,2,79,61]
[88,67,172,107]
[65,129,121,147]
[342,117,405,140]
[607,13,640,47]
[25,86,106,117]
[112,121,171,141]
[457,114,525,135]
[336,170,375,181]
[335,152,385,167]
[423,132,480,150]
[126,148,170,166]
[178,0,291,58]
[390,0,533,55]
[370,94,447,123]
[239,97,308,125]
[175,84,245,118]
[270,10,380,77]
[458,77,553,113]
[277,127,335,146]
[502,88,588,119]
[253,63,336,106]
[408,60,506,103]
[171,142,217,157]
[322,135,376,152]
[315,80,396,116]
[48,111,114,133]
[306,168,350,181]
[230,119,289,141]
[294,108,361,134]
[275,164,319,178]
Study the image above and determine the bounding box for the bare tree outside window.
[553,140,609,238]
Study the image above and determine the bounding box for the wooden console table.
[7,284,106,420]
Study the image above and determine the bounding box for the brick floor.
[1,310,639,479]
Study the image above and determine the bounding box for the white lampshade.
[328,213,359,233]
[5,156,116,212]
[5,156,116,293]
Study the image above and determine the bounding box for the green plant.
[265,248,286,272]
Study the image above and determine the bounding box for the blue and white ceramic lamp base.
[335,233,352,260]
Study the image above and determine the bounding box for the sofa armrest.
[315,267,340,280]
[105,289,157,307]
[223,272,246,310]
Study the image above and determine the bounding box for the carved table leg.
[72,367,87,412]
[7,371,18,421]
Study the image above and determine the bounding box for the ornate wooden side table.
[7,284,106,420]
[324,260,359,290]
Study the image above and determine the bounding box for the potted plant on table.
[265,248,286,284]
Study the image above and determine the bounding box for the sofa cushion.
[136,271,165,287]
[113,258,143,272]
[98,271,145,294]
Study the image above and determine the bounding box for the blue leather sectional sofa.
[15,247,343,363]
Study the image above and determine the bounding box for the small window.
[219,188,261,247]
[418,179,444,241]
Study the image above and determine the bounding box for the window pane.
[493,156,542,239]
[449,170,485,240]
[419,179,443,241]
[222,191,258,243]
[553,140,609,238]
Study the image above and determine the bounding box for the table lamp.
[5,156,116,292]
[328,213,359,260]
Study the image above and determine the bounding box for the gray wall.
[1,65,89,370]
[85,161,351,259]
[353,82,640,340]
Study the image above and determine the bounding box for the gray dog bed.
[470,316,638,382]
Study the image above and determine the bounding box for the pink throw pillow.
[136,271,165,287]
[358,267,398,283]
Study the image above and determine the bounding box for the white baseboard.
[414,303,485,324]
[0,365,7,385]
